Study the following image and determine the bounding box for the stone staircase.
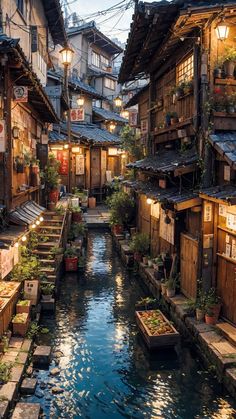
[32,211,66,284]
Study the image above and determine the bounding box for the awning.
[123,180,201,211]
[209,132,236,169]
[127,148,198,176]
[93,107,127,124]
[42,0,67,45]
[9,201,45,226]
[199,186,236,205]
[0,35,58,122]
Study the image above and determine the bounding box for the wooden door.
[90,148,101,188]
[217,256,236,324]
[180,233,198,299]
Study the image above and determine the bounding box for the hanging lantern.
[114,96,122,108]
[12,126,20,139]
[109,122,116,132]
[60,46,74,66]
[215,25,229,41]
[77,95,85,106]
[146,198,153,205]
[120,110,129,119]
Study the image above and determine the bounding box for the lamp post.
[60,46,74,193]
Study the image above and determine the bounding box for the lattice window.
[176,54,194,84]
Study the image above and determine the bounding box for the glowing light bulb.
[36,220,40,225]
[32,224,36,229]
[14,242,19,248]
[39,216,44,222]
[22,235,27,242]
[147,198,153,205]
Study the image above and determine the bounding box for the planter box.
[65,257,78,272]
[12,313,29,337]
[16,301,31,315]
[136,310,180,350]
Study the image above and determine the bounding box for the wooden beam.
[174,164,197,177]
[175,197,202,211]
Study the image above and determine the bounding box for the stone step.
[41,220,63,225]
[0,400,9,418]
[32,250,54,256]
[33,345,51,366]
[38,225,62,231]
[20,378,37,395]
[216,322,236,348]
[40,259,56,265]
[40,267,56,274]
[37,233,61,238]
[37,242,59,248]
[12,402,41,419]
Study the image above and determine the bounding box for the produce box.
[0,281,21,298]
[136,309,180,349]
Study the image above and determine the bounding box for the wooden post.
[3,63,13,210]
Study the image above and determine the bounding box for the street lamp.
[60,45,74,193]
[114,96,122,108]
[215,24,229,41]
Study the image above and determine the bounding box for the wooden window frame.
[176,54,194,84]
[104,77,115,90]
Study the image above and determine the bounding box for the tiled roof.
[209,132,236,168]
[42,0,67,45]
[49,123,120,145]
[123,180,199,207]
[69,77,106,100]
[199,185,236,205]
[127,149,198,174]
[93,107,127,124]
[124,84,149,109]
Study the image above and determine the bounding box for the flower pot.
[175,88,183,98]
[205,314,217,325]
[214,68,222,78]
[72,212,83,222]
[170,117,178,125]
[16,301,31,315]
[42,294,52,301]
[134,252,142,262]
[161,283,167,295]
[65,256,78,272]
[113,224,123,235]
[209,303,221,320]
[148,260,153,268]
[224,60,235,79]
[196,308,205,322]
[142,256,148,265]
[49,189,59,203]
[166,288,175,298]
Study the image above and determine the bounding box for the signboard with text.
[70,108,84,122]
[14,86,28,103]
[57,150,69,175]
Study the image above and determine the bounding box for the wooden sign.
[204,203,212,222]
[14,86,28,103]
[70,108,84,122]
[57,150,68,175]
[219,204,227,218]
[129,112,138,127]
[75,154,84,175]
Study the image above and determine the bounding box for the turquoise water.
[23,231,236,418]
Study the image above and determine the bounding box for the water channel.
[23,230,236,418]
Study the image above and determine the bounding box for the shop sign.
[204,203,212,222]
[129,112,138,127]
[70,108,84,122]
[14,86,28,103]
[57,150,68,175]
[75,154,84,175]
[0,120,6,152]
[0,246,16,279]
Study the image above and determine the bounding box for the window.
[104,77,116,90]
[17,0,24,15]
[101,55,110,67]
[37,39,47,76]
[176,54,194,84]
[91,51,100,68]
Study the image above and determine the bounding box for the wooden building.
[119,0,236,317]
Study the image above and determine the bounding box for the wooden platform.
[217,322,236,348]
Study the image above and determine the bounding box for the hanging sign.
[0,247,15,279]
[57,150,68,175]
[0,120,6,152]
[75,154,84,175]
[204,203,212,222]
[129,112,138,127]
[13,86,28,103]
[70,108,84,122]
[219,204,227,218]
[226,213,236,231]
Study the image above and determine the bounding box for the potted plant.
[107,191,135,234]
[166,277,176,298]
[40,154,60,205]
[170,112,178,125]
[205,288,221,321]
[130,233,150,262]
[214,59,223,79]
[0,362,12,384]
[16,300,31,315]
[205,307,217,325]
[12,313,29,337]
[41,283,55,301]
[64,247,78,272]
[71,206,83,222]
[226,95,236,114]
[182,80,193,95]
[223,47,236,78]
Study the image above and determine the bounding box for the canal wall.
[112,233,236,400]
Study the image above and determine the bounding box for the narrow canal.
[25,230,236,418]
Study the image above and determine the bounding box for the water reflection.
[21,231,236,418]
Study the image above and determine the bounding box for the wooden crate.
[136,310,180,349]
[0,282,21,337]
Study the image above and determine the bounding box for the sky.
[62,0,135,43]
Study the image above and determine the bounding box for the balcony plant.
[170,112,178,125]
[182,79,193,95]
[130,233,150,262]
[12,313,29,337]
[64,247,78,272]
[222,47,236,78]
[41,283,55,301]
